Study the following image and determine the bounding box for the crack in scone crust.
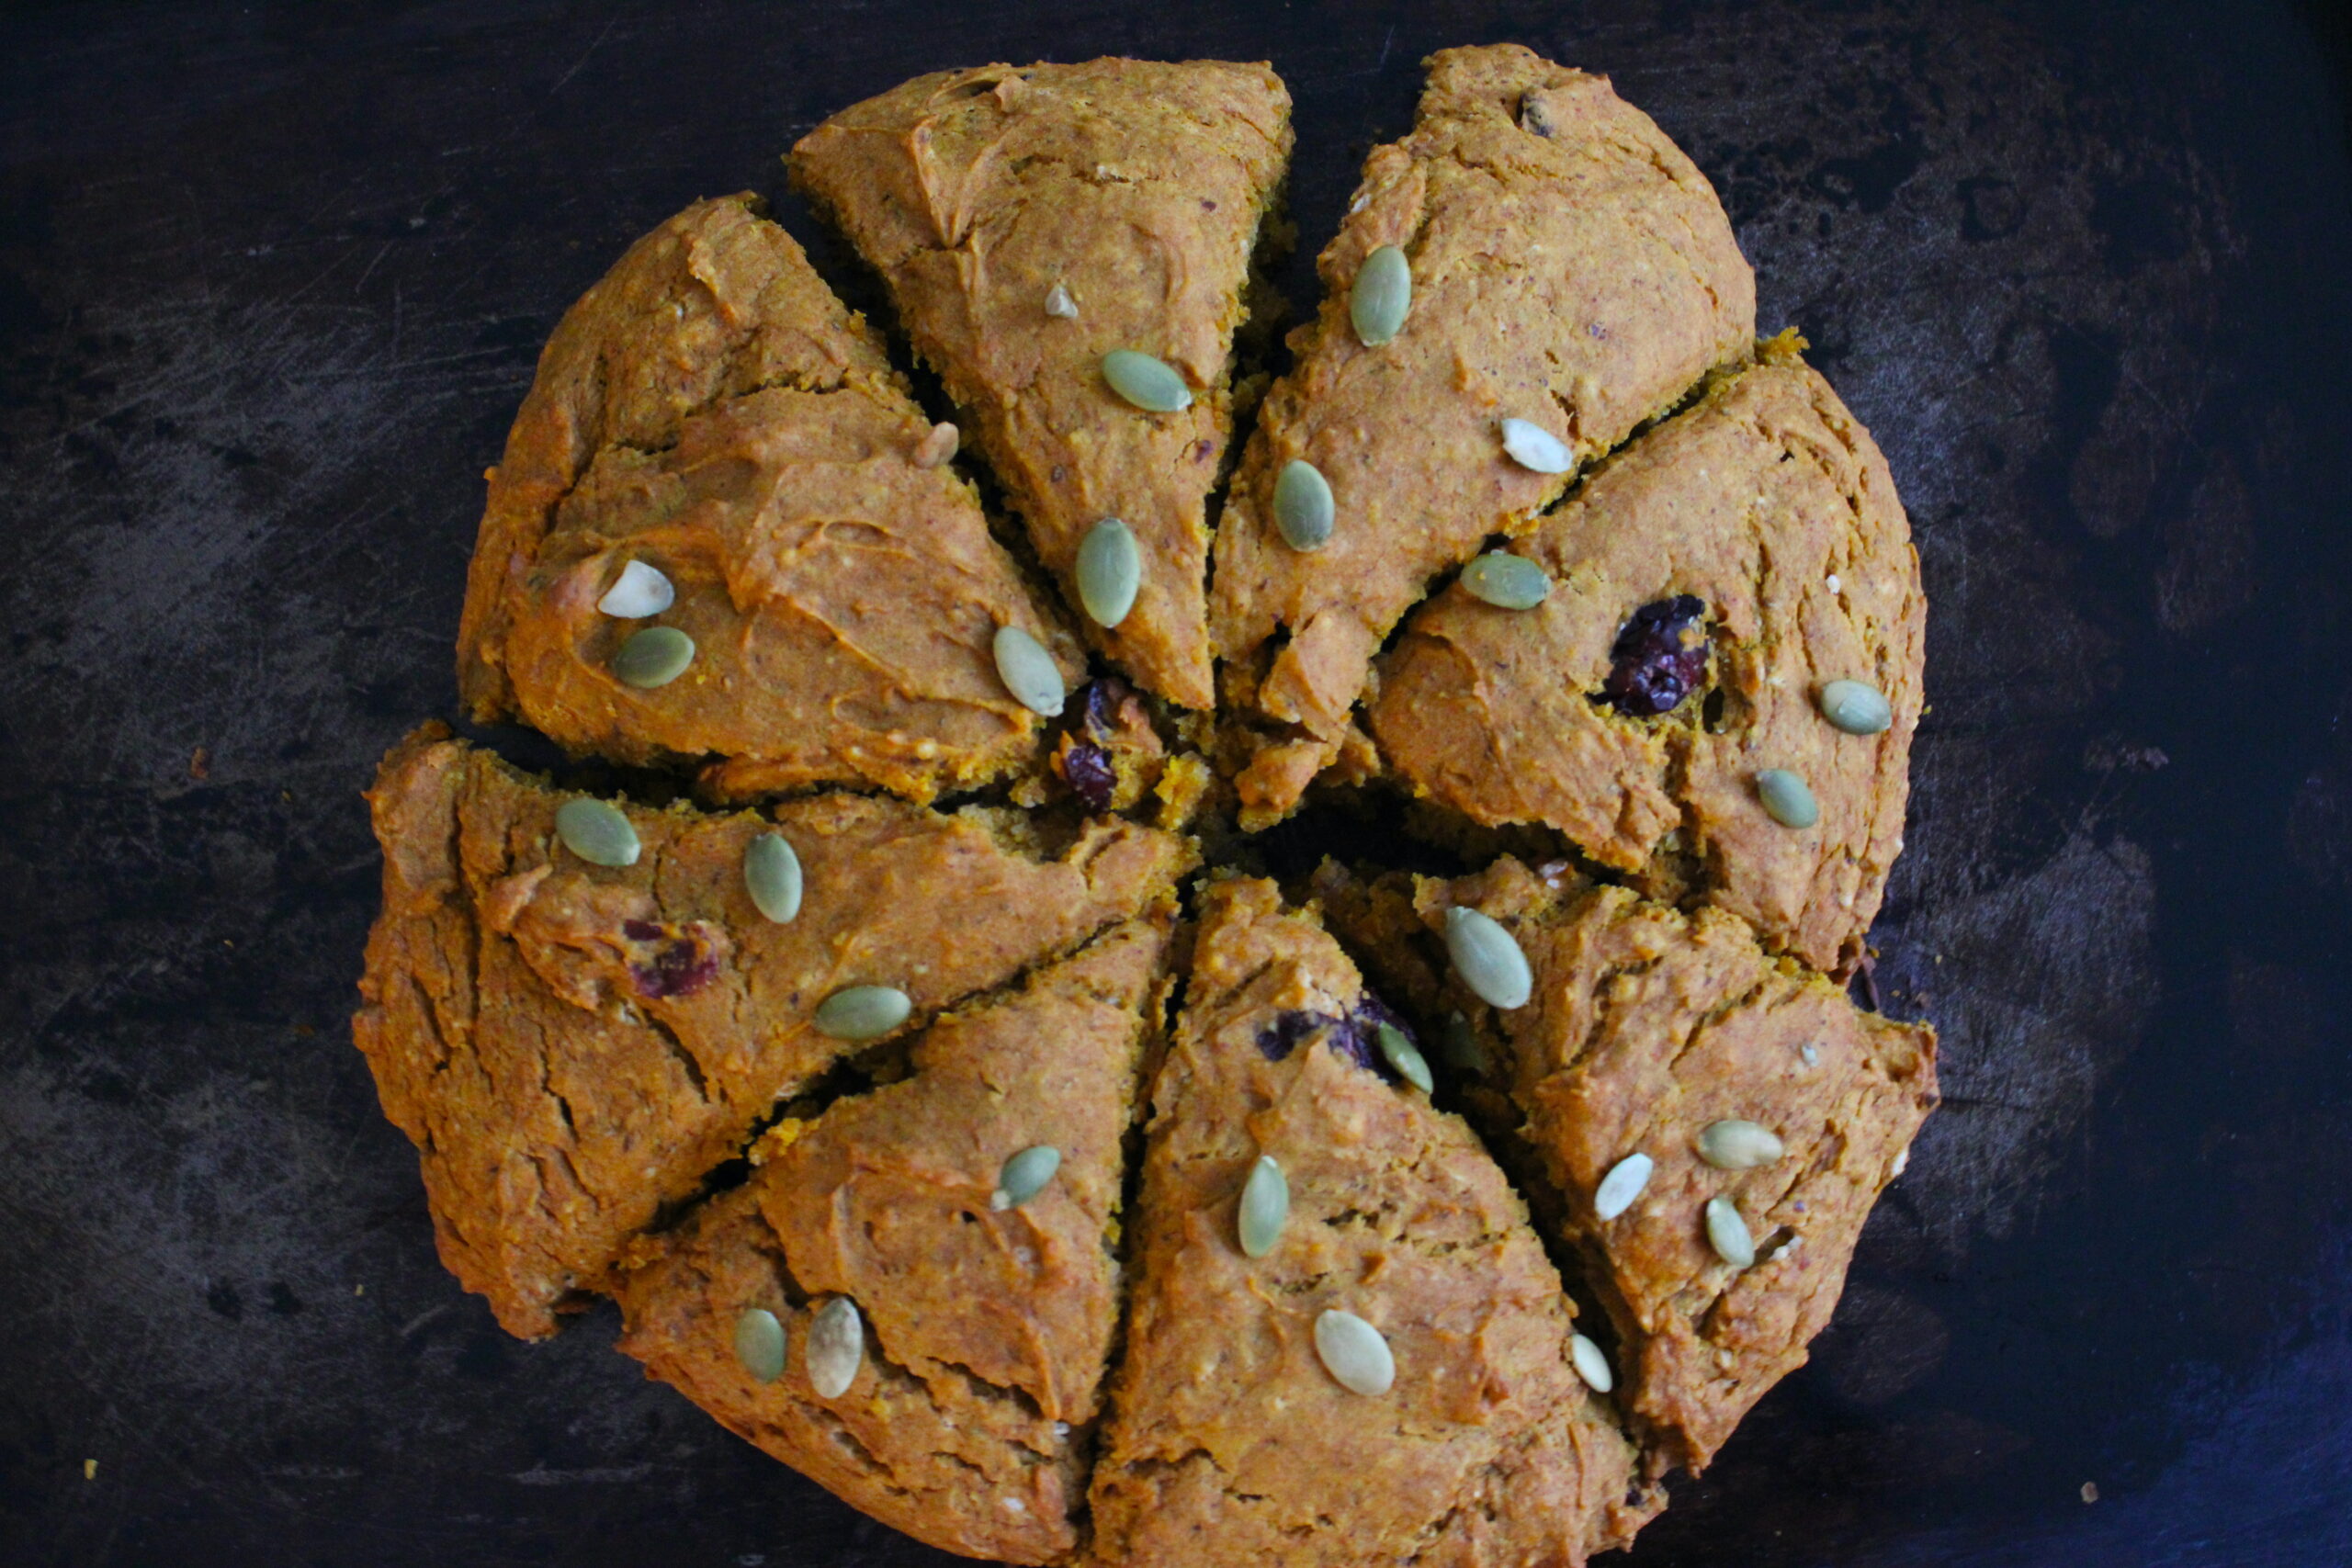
[356,40,1932,1568]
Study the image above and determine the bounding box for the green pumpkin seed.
[1238,1154,1288,1258]
[597,559,674,618]
[1101,349,1193,412]
[1272,458,1335,551]
[1698,1119,1785,1170]
[806,1296,864,1398]
[1817,678,1893,735]
[992,625,1067,717]
[1461,552,1552,609]
[1499,417,1574,475]
[1314,1308,1395,1396]
[1076,518,1142,628]
[743,832,802,924]
[1045,283,1078,319]
[813,985,910,1040]
[613,625,695,688]
[1704,1196,1756,1269]
[1375,1023,1433,1094]
[1438,1010,1487,1074]
[1756,768,1819,829]
[554,797,639,867]
[991,1145,1062,1210]
[1568,1333,1614,1393]
[1593,1153,1653,1222]
[1351,244,1412,345]
[1444,906,1532,1010]
[732,1306,786,1382]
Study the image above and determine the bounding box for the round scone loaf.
[356,42,1935,1568]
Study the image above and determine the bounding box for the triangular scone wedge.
[1090,879,1654,1567]
[1370,335,1924,971]
[352,724,1190,1338]
[1211,44,1755,826]
[1317,857,1938,1477]
[614,909,1175,1566]
[791,60,1295,711]
[456,193,1080,805]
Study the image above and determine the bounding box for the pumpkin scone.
[455,192,1080,806]
[1089,878,1655,1567]
[1369,334,1924,970]
[1211,43,1756,828]
[353,723,1189,1338]
[1317,856,1938,1477]
[614,908,1174,1565]
[790,59,1294,711]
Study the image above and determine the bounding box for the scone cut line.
[358,41,1933,1568]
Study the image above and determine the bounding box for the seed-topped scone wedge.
[456,193,1081,805]
[613,908,1175,1566]
[1089,878,1655,1567]
[353,724,1190,1338]
[1211,43,1756,828]
[790,59,1294,712]
[1316,856,1938,1477]
[1368,334,1923,971]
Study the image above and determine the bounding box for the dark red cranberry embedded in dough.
[1602,595,1710,717]
[623,920,721,999]
[1058,741,1116,812]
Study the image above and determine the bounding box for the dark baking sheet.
[6,1,2350,1562]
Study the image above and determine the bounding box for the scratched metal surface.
[3,0,2349,1563]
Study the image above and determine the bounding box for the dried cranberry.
[623,920,720,1000]
[1077,675,1134,741]
[1601,595,1710,716]
[1254,991,1416,1081]
[1059,741,1116,812]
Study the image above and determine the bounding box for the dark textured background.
[5,1,2350,1563]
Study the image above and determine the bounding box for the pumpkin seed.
[597,559,674,618]
[913,421,959,468]
[1101,349,1193,412]
[1499,417,1574,474]
[1076,518,1142,628]
[813,985,910,1040]
[1461,552,1552,609]
[1568,1333,1614,1393]
[743,832,802,924]
[732,1306,786,1382]
[1351,244,1412,345]
[1045,283,1078,319]
[806,1296,864,1398]
[1817,678,1893,735]
[1891,1145,1910,1178]
[991,1145,1062,1210]
[613,625,695,688]
[1313,1309,1395,1396]
[1438,1010,1487,1074]
[1444,906,1532,1010]
[1756,768,1819,829]
[1698,1119,1785,1170]
[992,625,1067,717]
[1375,1023,1432,1094]
[1704,1197,1756,1269]
[554,797,639,867]
[1238,1154,1288,1258]
[1593,1153,1653,1222]
[1272,458,1335,551]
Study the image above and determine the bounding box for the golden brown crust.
[1088,879,1654,1568]
[1324,857,1938,1478]
[352,724,1190,1338]
[1370,339,1924,970]
[614,912,1174,1564]
[456,193,1075,804]
[791,60,1295,711]
[1211,44,1756,827]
